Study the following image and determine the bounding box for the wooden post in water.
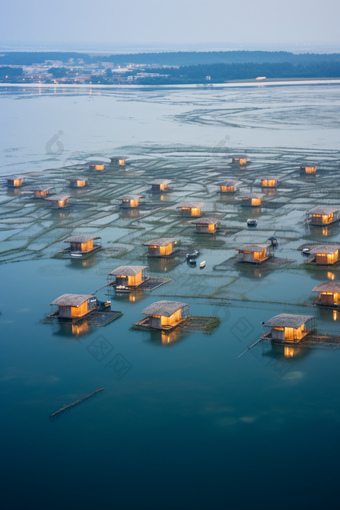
[49,388,104,418]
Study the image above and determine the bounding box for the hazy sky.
[1,0,340,49]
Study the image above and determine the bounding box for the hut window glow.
[261,179,276,187]
[143,238,176,257]
[95,164,104,171]
[263,314,316,343]
[221,185,234,192]
[119,159,125,166]
[251,198,261,206]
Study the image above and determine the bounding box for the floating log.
[49,388,104,418]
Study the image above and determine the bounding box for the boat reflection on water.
[69,255,97,268]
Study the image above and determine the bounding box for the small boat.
[247,219,257,227]
[186,250,200,260]
[70,253,83,258]
[200,261,206,269]
[188,259,197,266]
[302,248,311,255]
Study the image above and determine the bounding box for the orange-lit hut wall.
[116,272,143,286]
[195,223,216,233]
[315,250,338,264]
[119,159,125,166]
[11,179,23,187]
[242,249,267,262]
[261,179,276,187]
[181,207,201,216]
[76,180,86,187]
[251,198,261,206]
[56,198,68,208]
[160,309,182,326]
[234,158,247,165]
[272,324,305,342]
[319,292,339,304]
[152,184,167,191]
[94,164,104,171]
[302,166,317,174]
[220,185,234,192]
[34,190,49,198]
[70,240,94,253]
[122,199,139,208]
[148,243,173,256]
[58,301,88,318]
[312,213,333,225]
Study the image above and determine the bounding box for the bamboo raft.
[49,388,104,418]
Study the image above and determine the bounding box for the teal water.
[1,86,340,509]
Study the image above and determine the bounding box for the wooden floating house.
[312,281,340,307]
[263,314,316,343]
[137,300,190,331]
[177,201,204,217]
[191,217,220,234]
[68,176,88,188]
[238,193,262,207]
[236,243,271,264]
[143,237,177,257]
[63,234,101,255]
[307,245,340,265]
[49,294,99,319]
[30,185,53,198]
[232,155,248,165]
[45,193,71,208]
[118,194,143,208]
[108,265,149,289]
[301,164,317,174]
[110,156,127,167]
[89,161,105,171]
[149,179,171,192]
[217,180,240,193]
[306,207,340,226]
[260,176,278,188]
[5,175,26,187]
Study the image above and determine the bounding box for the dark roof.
[150,179,171,185]
[238,193,263,200]
[177,201,204,208]
[50,294,95,307]
[237,243,270,252]
[109,265,148,276]
[312,281,340,293]
[217,180,240,186]
[89,160,106,165]
[118,194,143,200]
[307,207,339,215]
[45,193,71,201]
[110,156,127,160]
[232,155,248,159]
[309,245,340,255]
[190,217,219,225]
[5,175,27,180]
[141,300,189,317]
[259,176,279,181]
[301,164,317,168]
[264,313,315,329]
[64,235,101,244]
[143,238,176,246]
[30,185,53,192]
[68,176,88,181]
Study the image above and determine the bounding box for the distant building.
[306,207,340,226]
[118,194,143,208]
[143,238,177,257]
[232,155,248,165]
[5,175,26,187]
[108,265,149,288]
[300,164,317,174]
[30,185,53,198]
[217,180,240,193]
[149,179,171,192]
[259,177,278,188]
[110,156,128,167]
[68,176,88,188]
[45,194,71,208]
[263,314,316,343]
[137,300,190,330]
[191,217,220,234]
[89,161,105,171]
[238,193,262,207]
[312,281,340,307]
[63,235,101,255]
[236,243,271,264]
[206,76,211,81]
[49,294,98,319]
[306,245,340,265]
[177,202,204,217]
[256,77,266,80]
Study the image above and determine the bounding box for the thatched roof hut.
[238,193,262,207]
[232,155,248,165]
[50,293,98,319]
[306,207,340,226]
[259,176,278,188]
[217,180,240,193]
[110,156,128,167]
[312,281,340,306]
[89,161,106,171]
[300,164,317,174]
[5,175,27,187]
[108,265,149,288]
[137,300,190,330]
[263,313,316,342]
[307,245,340,265]
[150,179,171,191]
[68,176,88,188]
[190,217,220,234]
[64,234,101,254]
[143,238,176,257]
[45,193,71,208]
[237,243,271,264]
[30,185,53,198]
[177,201,204,217]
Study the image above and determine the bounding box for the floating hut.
[5,175,26,187]
[45,193,71,208]
[108,265,149,288]
[236,243,271,264]
[232,155,248,165]
[177,202,204,217]
[300,164,317,174]
[143,238,177,257]
[307,245,340,265]
[263,314,316,343]
[217,180,240,193]
[30,185,53,198]
[137,300,190,330]
[149,179,171,192]
[63,235,101,255]
[312,281,340,307]
[191,217,220,234]
[118,194,143,208]
[238,193,262,207]
[259,177,278,188]
[68,176,88,188]
[49,294,98,319]
[306,207,340,226]
[89,161,105,171]
[110,156,127,167]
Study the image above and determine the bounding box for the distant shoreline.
[1,77,340,90]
